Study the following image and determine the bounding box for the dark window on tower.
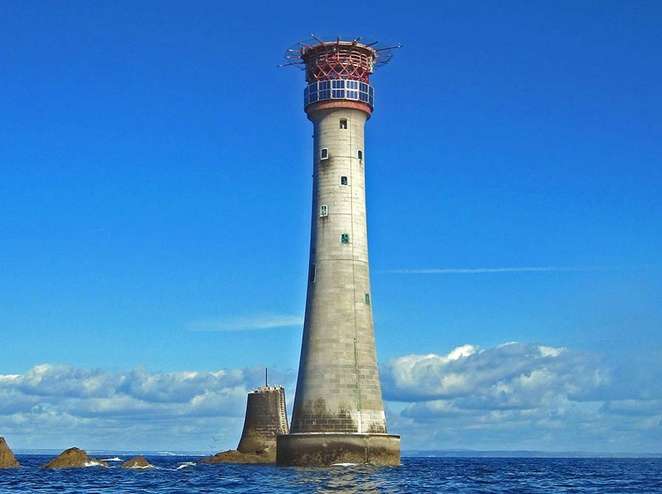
[340,176,348,186]
[358,150,363,160]
[310,264,316,283]
[365,293,370,305]
[339,119,348,129]
[341,233,350,244]
[320,148,328,160]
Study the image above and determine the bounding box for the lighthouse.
[277,37,400,466]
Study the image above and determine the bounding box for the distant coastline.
[405,449,662,459]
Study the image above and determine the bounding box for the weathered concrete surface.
[282,103,398,466]
[0,437,20,468]
[289,107,388,437]
[42,447,107,469]
[277,433,400,467]
[237,386,288,454]
[121,456,153,469]
[201,449,274,465]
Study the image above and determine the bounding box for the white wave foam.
[176,462,197,470]
[332,463,358,467]
[101,457,123,462]
[84,460,107,468]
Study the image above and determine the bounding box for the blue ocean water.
[1,456,661,493]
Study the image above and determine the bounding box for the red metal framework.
[302,42,375,83]
[282,36,399,84]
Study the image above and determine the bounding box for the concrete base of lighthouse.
[276,433,400,467]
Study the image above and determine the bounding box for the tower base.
[276,433,400,467]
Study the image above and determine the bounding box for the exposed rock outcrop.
[0,437,20,469]
[121,456,153,469]
[201,448,275,465]
[43,447,107,469]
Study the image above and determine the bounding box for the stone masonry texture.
[290,107,388,435]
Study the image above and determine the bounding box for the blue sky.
[1,1,661,453]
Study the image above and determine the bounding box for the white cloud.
[382,342,662,453]
[2,342,662,454]
[0,364,295,452]
[383,342,606,406]
[188,314,303,332]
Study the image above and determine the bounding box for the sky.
[1,1,661,454]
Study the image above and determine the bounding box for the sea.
[1,455,662,493]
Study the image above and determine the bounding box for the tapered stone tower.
[237,386,289,456]
[277,38,400,466]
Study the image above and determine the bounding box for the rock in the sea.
[201,448,275,465]
[42,447,107,469]
[121,456,153,469]
[0,437,20,469]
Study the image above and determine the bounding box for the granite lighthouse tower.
[277,38,400,466]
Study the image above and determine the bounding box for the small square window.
[319,204,328,217]
[339,119,348,129]
[364,293,370,305]
[340,176,348,186]
[340,233,350,244]
[358,150,363,160]
[320,148,328,160]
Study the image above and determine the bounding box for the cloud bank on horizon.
[381,342,661,453]
[1,342,660,453]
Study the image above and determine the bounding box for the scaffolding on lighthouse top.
[282,36,400,84]
[282,36,400,112]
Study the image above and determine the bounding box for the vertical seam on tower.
[349,112,362,433]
